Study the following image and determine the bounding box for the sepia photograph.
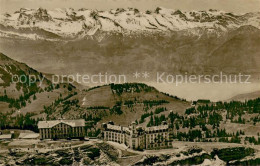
[0,0,260,165]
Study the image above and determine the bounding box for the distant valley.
[0,7,259,79]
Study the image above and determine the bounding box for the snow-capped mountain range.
[0,7,259,40]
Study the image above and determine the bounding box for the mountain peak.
[0,7,259,40]
[19,8,32,13]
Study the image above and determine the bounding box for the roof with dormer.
[107,124,123,131]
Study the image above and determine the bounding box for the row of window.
[104,131,171,149]
[146,129,168,134]
[147,142,169,148]
[40,127,84,139]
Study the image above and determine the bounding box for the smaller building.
[0,134,12,140]
[18,133,39,139]
[38,119,85,140]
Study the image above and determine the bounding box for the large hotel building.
[102,121,172,150]
[38,119,85,139]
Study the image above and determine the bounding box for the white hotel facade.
[102,121,172,150]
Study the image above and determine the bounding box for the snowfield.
[0,7,259,40]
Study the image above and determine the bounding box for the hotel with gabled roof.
[38,119,85,140]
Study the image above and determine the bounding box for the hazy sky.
[0,0,260,14]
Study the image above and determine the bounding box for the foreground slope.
[44,83,190,126]
[0,52,78,115]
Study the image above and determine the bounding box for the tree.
[175,123,179,130]
[33,94,37,100]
